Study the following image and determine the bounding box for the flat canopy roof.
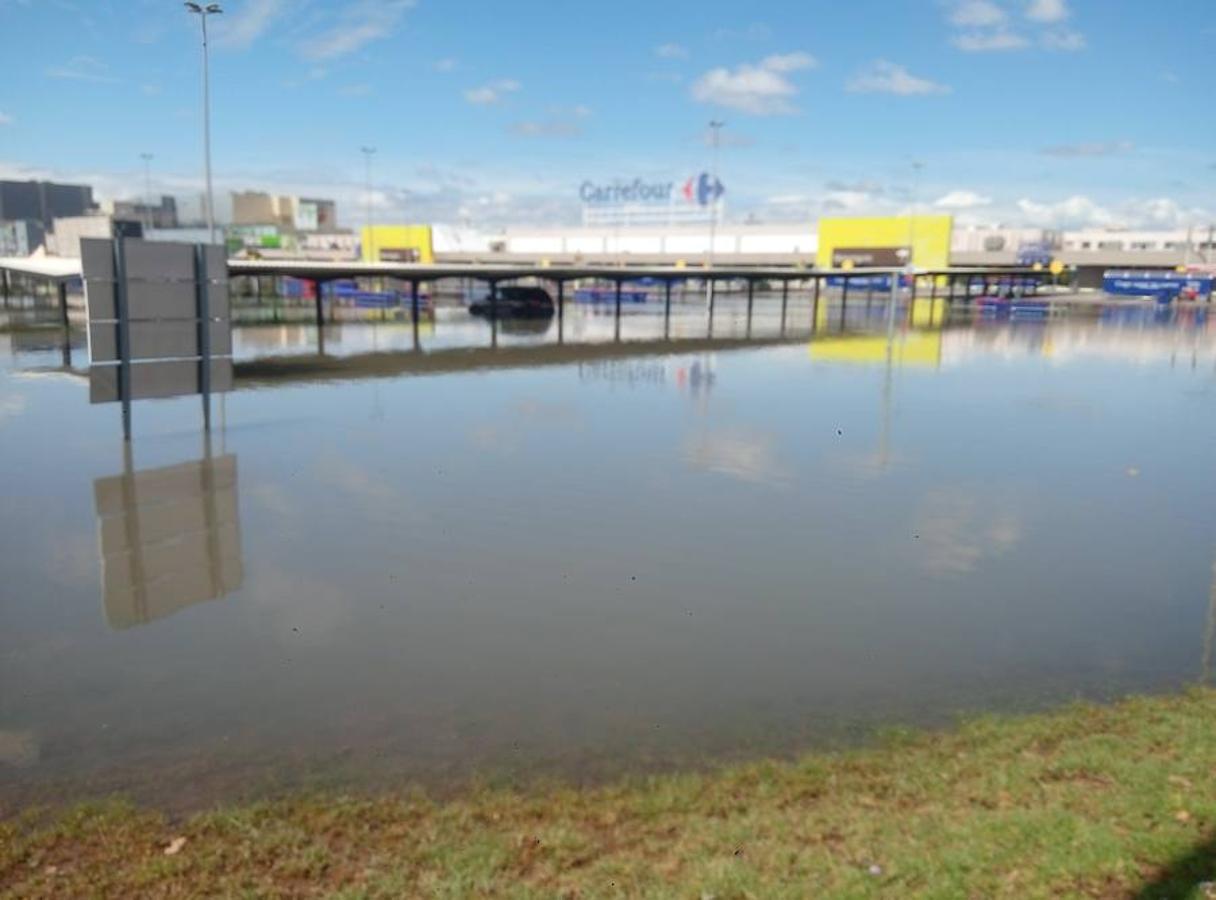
[0,256,83,281]
[1,254,1053,285]
[228,259,1022,282]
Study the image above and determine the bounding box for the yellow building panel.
[360,225,434,263]
[817,215,953,271]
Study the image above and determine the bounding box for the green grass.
[5,690,1216,898]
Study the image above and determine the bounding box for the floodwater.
[2,293,1216,813]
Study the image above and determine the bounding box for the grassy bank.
[4,690,1216,898]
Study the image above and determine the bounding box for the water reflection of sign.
[577,360,667,385]
[675,358,715,396]
[1103,271,1214,299]
[93,454,243,629]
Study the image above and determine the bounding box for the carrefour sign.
[579,173,725,207]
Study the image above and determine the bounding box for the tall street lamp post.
[706,120,725,311]
[361,146,376,262]
[185,2,221,244]
[140,152,154,232]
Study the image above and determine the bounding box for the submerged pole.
[614,279,622,342]
[57,280,69,328]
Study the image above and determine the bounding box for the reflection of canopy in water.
[93,454,243,629]
[234,332,813,387]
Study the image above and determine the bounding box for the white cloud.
[762,51,817,72]
[508,106,590,138]
[1026,0,1070,23]
[1126,197,1214,229]
[1012,194,1213,230]
[299,0,414,61]
[1041,28,1086,50]
[824,189,878,211]
[464,79,521,105]
[935,190,992,209]
[433,57,458,72]
[0,112,12,126]
[952,30,1029,51]
[1041,140,1133,158]
[1016,195,1116,228]
[690,51,817,115]
[45,55,119,83]
[213,0,284,50]
[509,120,581,138]
[949,0,1008,27]
[847,61,950,96]
[655,42,688,59]
[949,0,1082,52]
[767,193,810,206]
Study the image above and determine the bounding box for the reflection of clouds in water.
[1025,394,1103,418]
[512,399,579,423]
[832,448,910,480]
[314,453,425,526]
[45,533,97,590]
[469,423,520,453]
[0,391,27,427]
[471,396,582,453]
[249,482,299,519]
[683,428,789,485]
[246,567,347,648]
[915,488,1022,576]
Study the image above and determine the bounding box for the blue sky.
[0,0,1213,230]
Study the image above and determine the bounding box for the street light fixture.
[185,2,222,244]
[361,146,376,262]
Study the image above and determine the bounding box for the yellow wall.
[360,225,434,263]
[817,215,953,270]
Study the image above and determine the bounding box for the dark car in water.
[468,286,555,318]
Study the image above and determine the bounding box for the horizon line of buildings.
[2,178,1214,278]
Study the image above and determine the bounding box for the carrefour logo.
[682,172,725,206]
[580,173,725,207]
